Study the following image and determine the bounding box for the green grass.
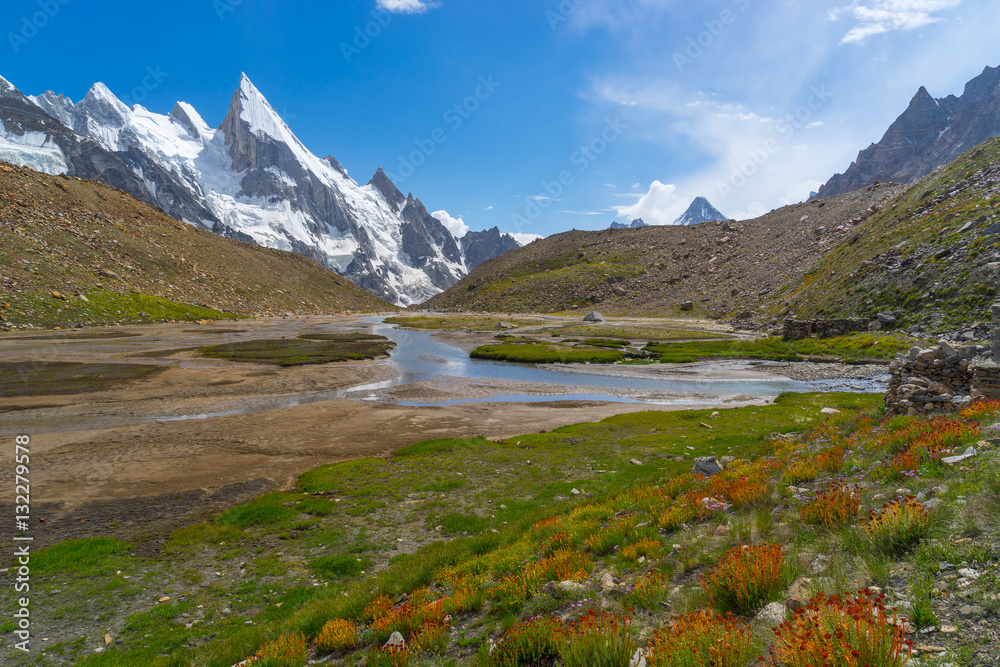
[470,342,625,364]
[13,392,887,667]
[33,537,134,577]
[581,339,630,348]
[216,494,301,529]
[646,333,923,364]
[3,289,243,328]
[200,336,394,366]
[0,361,165,397]
[546,326,729,340]
[310,554,372,579]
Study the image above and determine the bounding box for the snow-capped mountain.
[672,197,727,226]
[0,73,484,305]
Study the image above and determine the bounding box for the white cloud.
[511,233,543,246]
[830,0,961,44]
[376,0,437,14]
[612,180,682,225]
[528,195,561,202]
[485,205,494,211]
[431,210,468,238]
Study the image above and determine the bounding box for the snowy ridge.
[4,72,471,306]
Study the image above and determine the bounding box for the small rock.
[630,648,647,667]
[600,572,617,590]
[384,631,406,649]
[820,407,841,415]
[754,602,788,628]
[958,604,983,618]
[570,488,581,496]
[958,568,979,580]
[680,300,694,311]
[630,458,643,466]
[923,498,943,510]
[583,311,605,323]
[938,624,958,634]
[50,290,64,300]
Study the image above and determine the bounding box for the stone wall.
[782,318,870,340]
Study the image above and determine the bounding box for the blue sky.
[3,0,999,242]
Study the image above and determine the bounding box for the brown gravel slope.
[0,162,392,324]
[422,183,906,319]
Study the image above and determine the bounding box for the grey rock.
[941,446,977,465]
[384,631,406,649]
[692,457,723,477]
[877,312,897,325]
[754,602,788,628]
[584,311,605,323]
[959,605,983,618]
[923,498,944,510]
[680,300,694,311]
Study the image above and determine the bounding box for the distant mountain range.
[672,197,727,226]
[817,65,1000,199]
[610,218,647,229]
[0,73,520,305]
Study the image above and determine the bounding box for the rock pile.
[885,340,989,416]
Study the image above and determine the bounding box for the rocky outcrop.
[818,65,1000,198]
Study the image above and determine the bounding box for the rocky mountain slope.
[673,196,728,226]
[817,65,1000,198]
[0,162,391,328]
[787,136,1000,332]
[422,182,905,317]
[0,73,518,306]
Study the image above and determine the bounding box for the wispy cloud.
[830,0,961,44]
[377,0,438,14]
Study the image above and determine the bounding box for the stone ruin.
[782,318,870,340]
[884,302,1000,416]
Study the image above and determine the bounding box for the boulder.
[877,312,896,325]
[584,311,605,323]
[384,631,406,649]
[680,301,694,311]
[692,457,723,477]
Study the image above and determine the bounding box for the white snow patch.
[0,130,67,175]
